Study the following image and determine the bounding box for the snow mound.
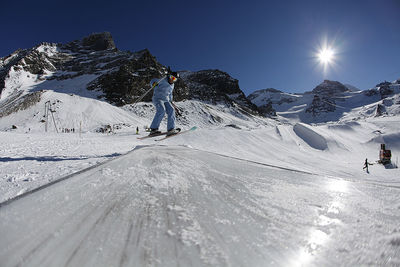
[368,133,400,150]
[293,123,328,150]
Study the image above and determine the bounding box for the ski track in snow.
[1,143,399,266]
[0,114,400,266]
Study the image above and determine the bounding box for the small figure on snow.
[136,126,139,135]
[363,158,373,173]
[148,71,181,137]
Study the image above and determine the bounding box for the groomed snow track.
[0,148,136,208]
[0,145,316,209]
[1,145,399,266]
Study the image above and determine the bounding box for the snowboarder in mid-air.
[148,71,181,137]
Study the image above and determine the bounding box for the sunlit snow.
[0,93,399,266]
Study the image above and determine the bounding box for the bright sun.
[318,48,334,64]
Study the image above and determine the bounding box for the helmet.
[171,71,179,78]
[168,73,178,83]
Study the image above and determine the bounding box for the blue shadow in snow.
[0,153,122,162]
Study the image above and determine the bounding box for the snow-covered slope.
[0,113,399,266]
[249,79,400,123]
[0,32,178,109]
[0,73,399,266]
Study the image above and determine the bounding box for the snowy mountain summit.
[0,32,182,106]
[0,32,265,132]
[0,32,259,113]
[306,80,351,116]
[249,79,400,123]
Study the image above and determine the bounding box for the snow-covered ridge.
[0,33,167,107]
[1,32,260,116]
[249,79,400,123]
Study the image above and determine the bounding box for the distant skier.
[148,72,181,136]
[363,158,373,173]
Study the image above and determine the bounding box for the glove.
[152,82,158,87]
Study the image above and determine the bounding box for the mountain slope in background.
[2,32,399,130]
[249,79,400,123]
[0,32,261,126]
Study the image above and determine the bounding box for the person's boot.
[166,128,181,136]
[148,128,161,136]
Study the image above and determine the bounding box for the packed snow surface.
[1,100,400,266]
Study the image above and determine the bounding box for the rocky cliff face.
[305,80,350,116]
[249,79,400,122]
[0,32,191,106]
[364,80,400,117]
[85,48,188,105]
[250,80,352,117]
[180,70,261,115]
[1,33,261,115]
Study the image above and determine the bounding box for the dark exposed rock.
[375,103,386,116]
[87,49,189,106]
[182,69,242,99]
[0,91,43,118]
[1,33,260,116]
[305,80,348,116]
[376,81,392,88]
[311,80,349,95]
[378,83,394,99]
[1,49,29,94]
[258,101,276,116]
[364,89,379,97]
[248,88,296,107]
[22,49,57,74]
[365,81,396,100]
[63,32,116,53]
[306,94,336,116]
[180,70,261,115]
[82,32,116,51]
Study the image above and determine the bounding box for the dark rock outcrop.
[87,49,189,106]
[180,70,261,115]
[82,32,116,51]
[0,91,43,118]
[1,32,260,116]
[305,80,349,116]
[376,81,394,99]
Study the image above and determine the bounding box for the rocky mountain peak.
[1,33,263,116]
[311,80,349,95]
[304,80,350,116]
[63,32,116,52]
[179,69,262,115]
[182,69,240,95]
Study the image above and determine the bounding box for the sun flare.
[318,48,334,64]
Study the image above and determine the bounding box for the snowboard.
[137,131,169,140]
[156,126,197,141]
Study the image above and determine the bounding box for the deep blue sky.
[2,0,400,95]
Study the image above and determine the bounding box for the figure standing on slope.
[363,158,373,173]
[148,71,181,137]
